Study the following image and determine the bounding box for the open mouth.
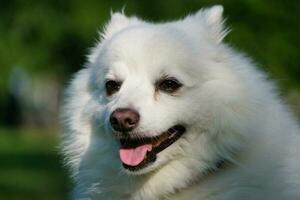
[119,125,186,171]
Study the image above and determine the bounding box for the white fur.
[61,5,300,200]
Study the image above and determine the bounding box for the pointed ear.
[101,12,140,39]
[195,5,229,43]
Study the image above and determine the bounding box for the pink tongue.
[119,144,152,166]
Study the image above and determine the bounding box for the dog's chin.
[123,161,162,175]
[116,125,186,175]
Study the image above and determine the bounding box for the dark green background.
[0,0,299,199]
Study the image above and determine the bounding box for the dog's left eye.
[156,77,182,93]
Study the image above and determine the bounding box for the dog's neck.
[130,159,229,200]
[203,159,227,175]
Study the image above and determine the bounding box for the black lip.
[120,125,186,171]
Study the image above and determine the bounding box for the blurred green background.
[0,0,299,199]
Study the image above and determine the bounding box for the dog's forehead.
[108,26,186,53]
[101,26,195,77]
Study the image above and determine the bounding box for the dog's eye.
[157,78,182,93]
[105,80,121,96]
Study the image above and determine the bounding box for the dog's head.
[64,5,253,176]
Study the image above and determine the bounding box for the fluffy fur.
[61,5,300,199]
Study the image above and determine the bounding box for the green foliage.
[0,128,70,200]
[0,0,299,92]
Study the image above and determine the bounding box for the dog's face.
[95,27,203,173]
[69,6,246,175]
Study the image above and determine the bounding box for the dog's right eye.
[105,80,121,96]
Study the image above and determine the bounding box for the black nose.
[110,108,140,132]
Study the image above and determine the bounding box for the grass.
[0,128,71,200]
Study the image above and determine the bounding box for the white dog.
[61,5,300,199]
